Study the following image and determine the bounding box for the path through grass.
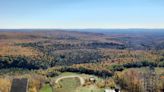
[54,77,81,92]
[77,87,104,92]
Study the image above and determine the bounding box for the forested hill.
[0,29,164,70]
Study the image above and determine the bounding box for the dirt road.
[55,75,85,85]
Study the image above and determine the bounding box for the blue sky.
[0,0,164,29]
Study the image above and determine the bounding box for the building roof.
[10,78,28,92]
[105,89,116,92]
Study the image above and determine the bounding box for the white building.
[105,89,120,92]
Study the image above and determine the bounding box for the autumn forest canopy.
[0,29,164,92]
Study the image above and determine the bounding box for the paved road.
[55,75,85,85]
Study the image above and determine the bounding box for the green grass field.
[52,72,105,92]
[40,84,53,92]
[55,72,104,82]
[54,77,81,92]
[77,87,104,92]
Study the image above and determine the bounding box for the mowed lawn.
[40,84,53,92]
[77,87,104,92]
[54,77,81,92]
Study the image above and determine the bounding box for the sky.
[0,0,164,29]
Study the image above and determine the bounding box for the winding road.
[55,75,85,85]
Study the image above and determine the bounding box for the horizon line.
[0,28,164,30]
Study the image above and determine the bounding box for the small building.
[10,78,28,92]
[160,76,164,79]
[105,89,120,92]
[89,77,96,83]
[105,89,115,92]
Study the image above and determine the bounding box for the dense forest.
[0,29,164,92]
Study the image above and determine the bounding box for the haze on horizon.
[0,0,164,29]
